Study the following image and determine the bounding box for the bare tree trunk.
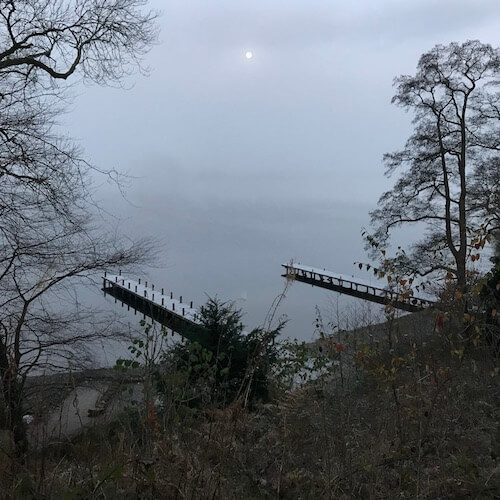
[457,103,469,300]
[0,342,26,451]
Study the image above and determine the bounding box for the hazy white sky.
[68,0,500,340]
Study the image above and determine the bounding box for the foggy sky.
[67,0,500,341]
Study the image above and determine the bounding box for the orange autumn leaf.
[335,343,347,353]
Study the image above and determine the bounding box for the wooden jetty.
[282,263,435,313]
[102,273,206,342]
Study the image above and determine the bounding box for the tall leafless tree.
[370,40,499,295]
[0,0,158,448]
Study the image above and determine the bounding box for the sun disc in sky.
[244,50,254,60]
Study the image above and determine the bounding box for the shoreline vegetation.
[1,308,497,498]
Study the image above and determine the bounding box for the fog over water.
[66,0,500,345]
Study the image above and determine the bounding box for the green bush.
[158,298,283,407]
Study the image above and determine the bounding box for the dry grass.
[1,312,498,499]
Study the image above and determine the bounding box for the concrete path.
[28,380,144,446]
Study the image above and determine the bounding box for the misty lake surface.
[95,184,385,354]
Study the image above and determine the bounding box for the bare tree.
[0,0,158,448]
[0,0,157,190]
[370,40,500,294]
[0,0,157,82]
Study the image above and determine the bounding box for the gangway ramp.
[282,263,435,313]
[103,273,205,342]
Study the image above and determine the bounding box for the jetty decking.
[102,273,205,341]
[282,263,435,313]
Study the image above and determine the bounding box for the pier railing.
[282,263,435,313]
[102,272,205,342]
